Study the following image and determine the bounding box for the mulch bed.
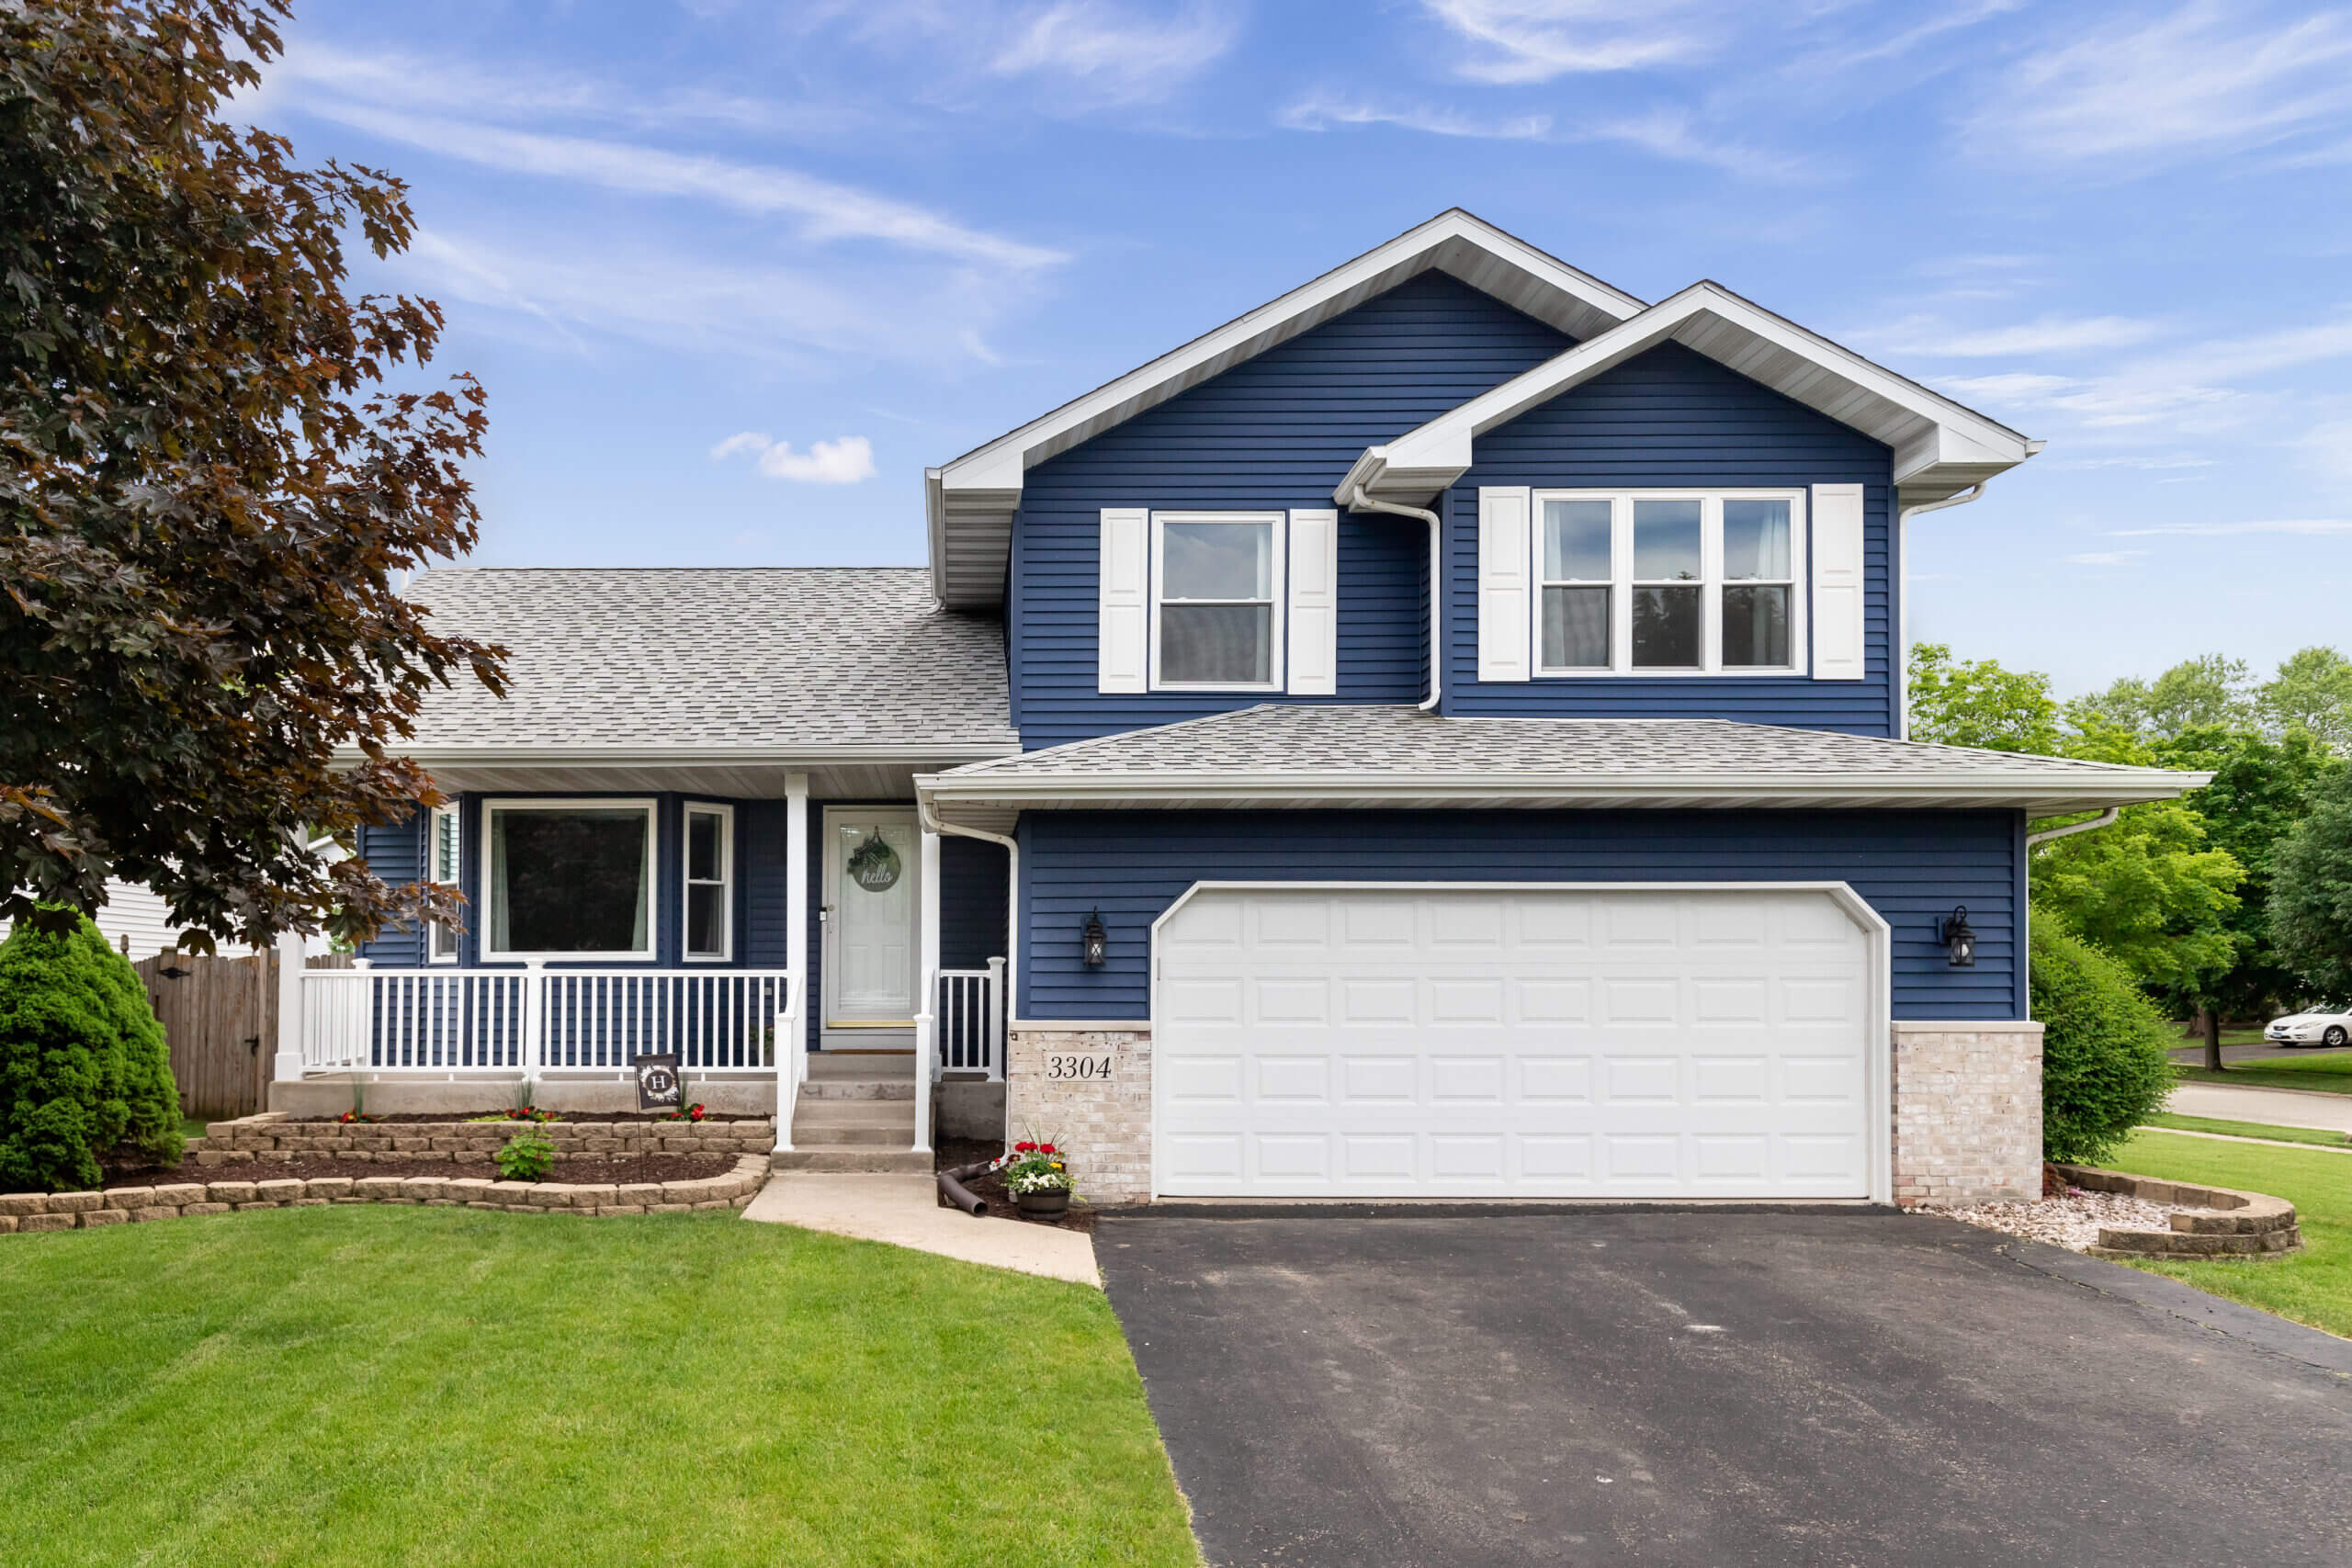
[936,1137,1100,1235]
[96,1153,739,1190]
[274,1112,766,1125]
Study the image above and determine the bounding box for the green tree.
[1,0,504,952]
[2270,770,2352,1000]
[2258,646,2352,753]
[2154,726,2343,1065]
[0,908,181,1191]
[1907,642,2062,752]
[2030,801,2244,1002]
[2067,654,2255,740]
[2030,909,2177,1166]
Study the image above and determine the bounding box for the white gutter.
[1344,482,1444,712]
[342,742,1021,767]
[2026,806,2120,848]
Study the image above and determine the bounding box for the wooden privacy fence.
[132,950,351,1121]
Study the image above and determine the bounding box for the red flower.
[1040,1144,1057,1155]
[1014,1141,1036,1153]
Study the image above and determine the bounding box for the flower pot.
[1015,1188,1071,1218]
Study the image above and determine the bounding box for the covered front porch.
[274,754,1013,1151]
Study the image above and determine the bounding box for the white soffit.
[1342,282,2040,510]
[926,209,1648,608]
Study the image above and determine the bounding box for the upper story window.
[684,804,733,962]
[482,798,655,961]
[1151,512,1284,690]
[1533,491,1805,676]
[427,805,460,963]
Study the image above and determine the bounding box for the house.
[289,210,2201,1207]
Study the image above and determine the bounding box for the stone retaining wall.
[190,1111,775,1166]
[0,1155,770,1233]
[2056,1163,2305,1259]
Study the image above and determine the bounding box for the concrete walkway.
[743,1172,1100,1286]
[2168,1081,2352,1134]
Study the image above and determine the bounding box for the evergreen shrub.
[0,910,182,1191]
[2030,908,2176,1165]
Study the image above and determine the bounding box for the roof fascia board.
[348,743,1021,767]
[919,767,2207,808]
[1356,283,2037,502]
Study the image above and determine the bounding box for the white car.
[2265,1007,2352,1048]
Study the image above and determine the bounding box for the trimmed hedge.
[2030,908,2176,1165]
[0,910,182,1191]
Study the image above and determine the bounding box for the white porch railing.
[299,963,798,1076]
[935,957,1006,1080]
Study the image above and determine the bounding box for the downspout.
[917,795,1019,1143]
[1894,481,1989,740]
[1346,484,1444,711]
[2025,806,2119,849]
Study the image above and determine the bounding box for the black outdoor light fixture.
[1940,906,1977,968]
[1080,909,1109,968]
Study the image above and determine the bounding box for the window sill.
[1531,667,1808,680]
[1148,682,1284,694]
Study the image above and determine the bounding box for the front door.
[823,809,922,1035]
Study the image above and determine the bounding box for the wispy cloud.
[1421,0,1729,82]
[1580,108,1829,181]
[1861,313,2165,357]
[1278,94,1552,139]
[989,2,1238,105]
[1963,2,2352,164]
[2044,455,2215,472]
[1940,313,2352,431]
[711,432,878,484]
[309,104,1066,270]
[2064,549,2148,566]
[2109,519,2352,537]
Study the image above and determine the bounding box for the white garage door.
[1154,886,1881,1200]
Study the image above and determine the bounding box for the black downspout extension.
[938,1162,990,1216]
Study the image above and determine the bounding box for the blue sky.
[242,0,2352,698]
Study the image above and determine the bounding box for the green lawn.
[0,1208,1198,1568]
[2103,1129,2352,1341]
[2172,1053,2352,1094]
[2143,1112,2352,1148]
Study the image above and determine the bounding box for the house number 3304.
[1045,1055,1114,1081]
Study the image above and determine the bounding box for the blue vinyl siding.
[1011,272,1576,748]
[1445,342,1899,734]
[941,837,1010,971]
[1017,808,2025,1022]
[354,816,424,966]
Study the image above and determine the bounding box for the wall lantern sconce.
[1081,910,1108,968]
[1939,906,1977,968]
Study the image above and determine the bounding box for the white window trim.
[479,796,659,963]
[1529,489,1808,678]
[683,802,735,964]
[427,804,461,964]
[1148,510,1287,693]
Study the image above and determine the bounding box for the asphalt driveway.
[1097,1209,2352,1568]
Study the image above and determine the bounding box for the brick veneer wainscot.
[1005,1026,1153,1205]
[1890,1021,2045,1206]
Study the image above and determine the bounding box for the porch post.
[782,773,808,1150]
[270,931,306,1086]
[913,824,941,1153]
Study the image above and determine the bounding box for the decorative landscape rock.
[0,1155,770,1232]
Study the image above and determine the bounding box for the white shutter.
[1098,507,1148,694]
[1812,483,1866,681]
[1476,487,1532,683]
[1285,509,1339,695]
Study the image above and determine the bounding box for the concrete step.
[795,1097,916,1123]
[771,1146,933,1174]
[798,1079,916,1101]
[790,1120,911,1147]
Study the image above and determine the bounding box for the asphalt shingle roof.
[402,568,1015,750]
[928,705,2202,815]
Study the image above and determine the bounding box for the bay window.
[1533,491,1805,675]
[483,799,655,960]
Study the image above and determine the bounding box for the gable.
[930,209,1645,608]
[1010,273,1578,748]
